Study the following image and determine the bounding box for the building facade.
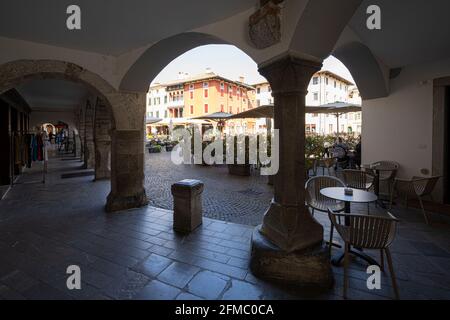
[253,70,362,135]
[146,72,257,135]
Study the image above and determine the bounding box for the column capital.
[258,55,322,94]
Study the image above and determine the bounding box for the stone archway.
[0,59,148,212]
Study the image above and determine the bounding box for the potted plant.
[148,141,162,153]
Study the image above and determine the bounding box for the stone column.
[250,55,333,288]
[77,105,85,161]
[83,100,95,169]
[94,98,112,180]
[105,130,148,212]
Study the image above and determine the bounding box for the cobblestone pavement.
[144,151,273,226]
[0,157,450,300]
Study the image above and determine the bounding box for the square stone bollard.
[171,179,204,233]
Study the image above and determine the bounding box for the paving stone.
[222,280,263,300]
[187,270,229,299]
[134,280,180,300]
[176,292,204,300]
[157,262,200,289]
[135,254,172,278]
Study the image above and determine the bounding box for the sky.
[152,44,355,86]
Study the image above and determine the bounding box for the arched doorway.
[0,59,120,210]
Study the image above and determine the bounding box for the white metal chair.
[389,176,441,224]
[305,176,345,215]
[328,208,400,299]
[343,169,375,213]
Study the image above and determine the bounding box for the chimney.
[239,76,245,83]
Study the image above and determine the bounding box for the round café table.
[320,187,379,267]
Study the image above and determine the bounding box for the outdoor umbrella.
[191,112,232,133]
[310,102,361,136]
[226,105,273,119]
[190,111,232,120]
[146,117,163,124]
[226,102,361,136]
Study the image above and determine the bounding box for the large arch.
[0,59,147,213]
[288,0,363,61]
[0,59,117,128]
[332,41,389,100]
[120,32,230,92]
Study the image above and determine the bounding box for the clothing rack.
[11,131,47,185]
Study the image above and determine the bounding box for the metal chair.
[319,158,337,176]
[343,169,374,191]
[371,161,399,196]
[328,208,400,300]
[389,176,441,224]
[305,176,345,216]
[343,169,375,214]
[305,158,318,179]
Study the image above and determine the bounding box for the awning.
[226,102,361,119]
[190,112,232,120]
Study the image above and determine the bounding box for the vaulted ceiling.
[16,79,88,111]
[0,0,255,56]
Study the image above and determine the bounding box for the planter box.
[228,164,251,176]
[165,145,174,152]
[148,146,161,153]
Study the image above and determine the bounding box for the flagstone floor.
[0,156,449,300]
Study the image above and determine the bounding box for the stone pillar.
[171,179,204,233]
[83,100,95,169]
[106,130,148,212]
[94,98,112,180]
[250,55,333,288]
[78,105,85,161]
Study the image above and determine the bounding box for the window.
[164,110,167,118]
[150,112,153,117]
[189,84,194,90]
[325,78,329,85]
[329,124,333,132]
[190,91,193,99]
[268,86,272,92]
[229,106,232,113]
[204,104,208,113]
[203,82,209,88]
[313,92,318,101]
[334,81,337,88]
[204,89,208,98]
[164,96,167,104]
[268,98,272,104]
[221,89,224,97]
[220,82,224,89]
[257,87,261,94]
[257,99,260,107]
[312,77,319,85]
[148,98,152,105]
[156,111,159,118]
[190,105,194,114]
[220,104,224,112]
[340,83,342,90]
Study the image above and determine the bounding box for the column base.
[249,226,334,289]
[105,189,148,212]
